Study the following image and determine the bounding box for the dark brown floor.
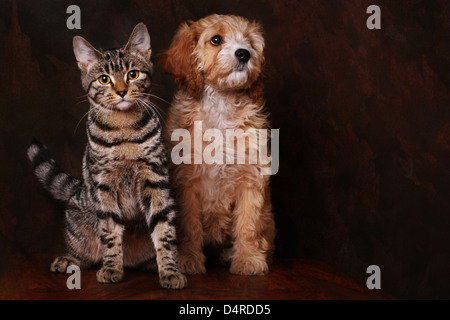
[0,254,392,300]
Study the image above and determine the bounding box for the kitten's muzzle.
[117,90,127,98]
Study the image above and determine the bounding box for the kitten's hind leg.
[50,252,94,272]
[50,255,82,273]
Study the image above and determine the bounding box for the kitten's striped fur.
[27,23,186,289]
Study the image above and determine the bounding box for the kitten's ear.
[125,23,152,61]
[73,36,101,71]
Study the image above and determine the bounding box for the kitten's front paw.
[50,256,78,273]
[159,271,187,289]
[96,267,124,283]
[178,253,206,274]
[230,256,269,276]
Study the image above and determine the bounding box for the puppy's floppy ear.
[160,22,203,98]
[246,21,266,104]
[247,57,266,104]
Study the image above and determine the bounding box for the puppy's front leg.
[178,187,207,274]
[230,186,269,275]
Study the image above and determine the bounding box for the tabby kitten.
[27,23,187,289]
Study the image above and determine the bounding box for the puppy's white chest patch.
[199,87,236,130]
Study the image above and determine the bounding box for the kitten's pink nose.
[116,90,127,98]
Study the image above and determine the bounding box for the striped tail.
[27,139,82,203]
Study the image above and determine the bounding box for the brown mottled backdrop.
[0,0,449,299]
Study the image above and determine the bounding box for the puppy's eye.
[98,75,111,85]
[127,70,139,80]
[210,35,223,46]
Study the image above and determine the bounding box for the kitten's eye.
[98,75,111,85]
[210,35,223,46]
[127,70,139,80]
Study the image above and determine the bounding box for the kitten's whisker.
[148,82,164,88]
[140,98,162,117]
[141,96,167,116]
[137,98,154,118]
[75,93,89,99]
[92,107,102,127]
[148,100,167,119]
[138,98,164,123]
[74,107,94,135]
[140,92,171,105]
[135,100,146,117]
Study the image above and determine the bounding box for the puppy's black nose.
[235,49,250,63]
[116,90,127,98]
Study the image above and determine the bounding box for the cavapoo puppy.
[161,14,276,275]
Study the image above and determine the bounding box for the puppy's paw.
[96,267,124,283]
[219,247,235,266]
[230,256,269,276]
[159,271,188,289]
[178,253,206,274]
